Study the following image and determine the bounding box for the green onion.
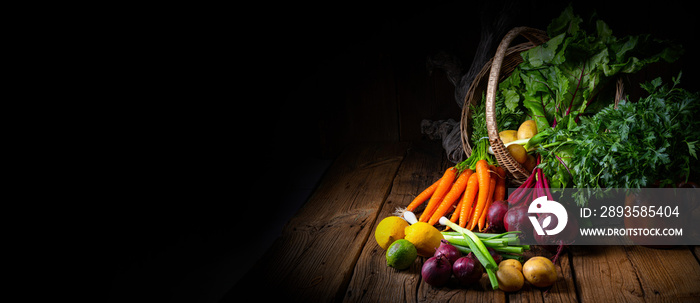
[451,243,525,255]
[440,219,532,290]
[443,234,507,247]
[442,233,522,247]
[439,217,499,289]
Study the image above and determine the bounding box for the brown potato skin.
[507,144,528,164]
[499,130,518,144]
[517,120,538,140]
[500,259,522,272]
[497,262,524,292]
[523,154,537,172]
[522,257,557,288]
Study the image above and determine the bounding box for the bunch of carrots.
[406,159,506,232]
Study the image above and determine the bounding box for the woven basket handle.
[486,27,546,140]
[485,27,548,182]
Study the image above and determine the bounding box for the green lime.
[386,239,418,270]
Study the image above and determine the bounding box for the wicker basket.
[460,26,624,185]
[460,27,548,184]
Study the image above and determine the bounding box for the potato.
[499,130,518,144]
[522,256,557,288]
[517,120,538,140]
[523,154,537,172]
[499,259,522,272]
[507,144,528,164]
[496,263,524,292]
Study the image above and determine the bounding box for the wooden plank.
[623,246,700,301]
[415,276,506,303]
[344,141,509,302]
[570,246,645,302]
[507,248,578,303]
[343,140,455,302]
[542,250,579,303]
[227,143,408,302]
[572,245,700,302]
[344,140,579,303]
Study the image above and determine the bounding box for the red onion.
[452,254,483,286]
[486,200,509,233]
[421,254,452,287]
[434,239,461,264]
[487,247,502,265]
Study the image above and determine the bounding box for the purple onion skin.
[487,247,502,265]
[435,239,461,264]
[452,255,483,286]
[486,200,509,233]
[421,255,452,287]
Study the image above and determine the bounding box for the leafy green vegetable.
[470,93,524,146]
[498,5,683,133]
[536,74,700,205]
[465,5,693,207]
[460,92,524,171]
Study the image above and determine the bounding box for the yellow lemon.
[403,222,444,257]
[374,216,409,250]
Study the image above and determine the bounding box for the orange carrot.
[449,193,465,223]
[444,191,465,231]
[459,172,479,228]
[479,166,505,231]
[406,177,442,211]
[419,167,456,222]
[493,166,507,202]
[428,169,473,225]
[478,174,497,231]
[467,159,491,230]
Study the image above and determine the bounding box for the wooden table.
[227,141,700,302]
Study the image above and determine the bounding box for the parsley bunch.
[538,74,700,206]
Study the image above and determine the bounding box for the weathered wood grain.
[415,275,506,303]
[228,140,700,303]
[343,140,453,303]
[623,246,700,302]
[571,246,646,302]
[571,245,700,303]
[507,249,578,303]
[230,143,408,302]
[543,251,579,303]
[343,140,574,303]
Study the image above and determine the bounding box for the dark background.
[107,1,698,302]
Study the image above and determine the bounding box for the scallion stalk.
[451,243,525,255]
[442,233,520,247]
[439,217,499,289]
